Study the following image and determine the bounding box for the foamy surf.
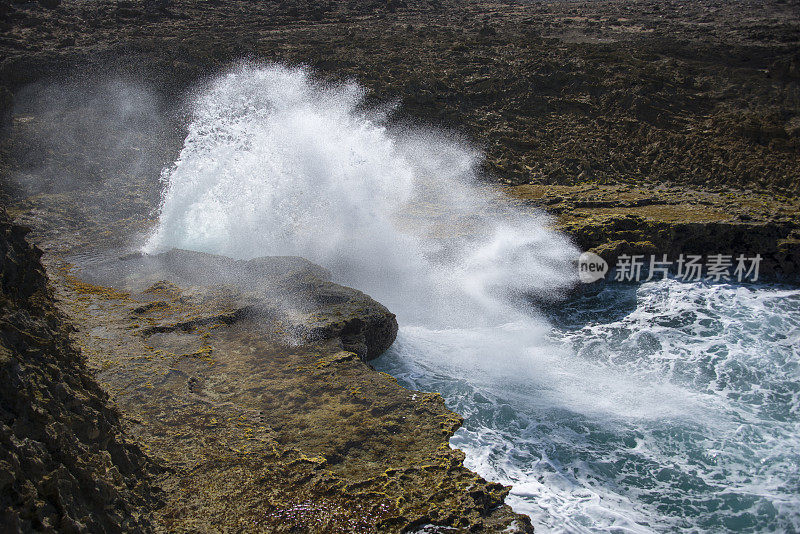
[374,280,800,532]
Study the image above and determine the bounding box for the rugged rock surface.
[1,203,532,531]
[0,208,157,532]
[52,248,531,532]
[510,184,800,280]
[0,0,798,531]
[1,0,798,195]
[1,0,798,278]
[81,248,399,361]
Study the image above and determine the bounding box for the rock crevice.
[0,208,158,532]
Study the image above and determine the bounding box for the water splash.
[144,64,578,326]
[375,280,800,532]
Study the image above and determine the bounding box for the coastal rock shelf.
[1,0,798,530]
[78,249,399,362]
[48,247,532,532]
[511,184,800,280]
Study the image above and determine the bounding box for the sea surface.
[374,280,800,533]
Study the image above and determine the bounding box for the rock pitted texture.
[81,249,399,361]
[2,0,798,288]
[51,248,532,533]
[0,208,157,532]
[510,184,800,281]
[1,0,798,196]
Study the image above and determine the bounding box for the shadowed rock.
[0,208,158,532]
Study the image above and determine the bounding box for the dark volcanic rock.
[510,183,800,282]
[79,248,399,361]
[0,208,157,532]
[2,0,798,195]
[1,0,797,530]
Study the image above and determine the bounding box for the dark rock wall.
[0,208,156,533]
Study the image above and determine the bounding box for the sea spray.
[141,63,678,530]
[377,281,800,532]
[144,64,579,326]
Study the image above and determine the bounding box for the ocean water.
[374,280,800,532]
[144,64,800,532]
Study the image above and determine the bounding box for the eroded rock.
[77,248,399,361]
[49,247,531,533]
[0,208,158,533]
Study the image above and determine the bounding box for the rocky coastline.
[1,213,533,532]
[1,0,798,531]
[2,0,798,279]
[0,208,159,532]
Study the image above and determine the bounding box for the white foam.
[378,281,800,532]
[144,63,578,327]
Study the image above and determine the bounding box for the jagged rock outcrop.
[1,0,797,531]
[0,208,157,533]
[81,248,399,361]
[510,183,800,282]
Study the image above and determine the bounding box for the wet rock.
[1,0,798,530]
[79,248,399,361]
[45,249,527,533]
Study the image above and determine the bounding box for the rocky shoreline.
[56,248,531,532]
[1,0,798,531]
[0,208,159,532]
[2,215,533,532]
[2,0,798,279]
[510,183,800,281]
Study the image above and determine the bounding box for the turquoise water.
[374,280,800,533]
